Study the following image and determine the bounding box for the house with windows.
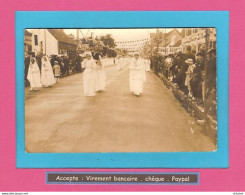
[24,30,32,56]
[166,39,182,54]
[151,29,182,54]
[30,29,77,56]
[180,28,216,53]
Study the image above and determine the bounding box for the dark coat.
[184,51,196,63]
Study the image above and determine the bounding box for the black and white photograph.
[24,28,217,153]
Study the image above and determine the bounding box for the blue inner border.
[16,11,229,168]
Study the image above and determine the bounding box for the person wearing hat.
[129,52,146,96]
[176,51,188,91]
[81,51,97,96]
[190,50,205,102]
[185,59,195,97]
[53,61,61,83]
[27,57,42,91]
[41,55,56,88]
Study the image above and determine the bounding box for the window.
[193,28,198,33]
[34,35,38,46]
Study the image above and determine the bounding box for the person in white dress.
[129,52,146,96]
[145,57,151,72]
[27,57,42,90]
[117,56,124,71]
[185,58,195,98]
[41,55,56,87]
[95,54,106,92]
[81,52,97,96]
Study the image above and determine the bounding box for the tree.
[153,31,163,53]
[87,39,94,48]
[102,46,108,56]
[81,38,87,44]
[111,50,117,58]
[100,34,116,48]
[68,34,75,40]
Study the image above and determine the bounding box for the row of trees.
[68,33,123,58]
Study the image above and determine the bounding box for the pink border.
[0,0,245,191]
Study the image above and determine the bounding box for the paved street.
[25,64,216,153]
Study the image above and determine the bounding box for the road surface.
[25,64,216,153]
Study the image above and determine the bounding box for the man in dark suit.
[175,51,188,92]
[190,50,205,103]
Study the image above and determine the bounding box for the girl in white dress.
[185,58,195,98]
[41,55,56,87]
[129,52,146,96]
[145,58,151,72]
[95,54,106,92]
[117,56,124,71]
[27,57,42,90]
[81,52,97,96]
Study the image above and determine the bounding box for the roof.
[163,29,182,38]
[24,30,32,36]
[172,40,182,47]
[48,29,77,45]
[158,29,182,47]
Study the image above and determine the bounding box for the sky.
[63,28,180,42]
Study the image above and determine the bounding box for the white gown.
[117,58,124,71]
[82,58,97,96]
[27,61,42,88]
[95,57,106,91]
[41,58,56,86]
[145,59,151,72]
[129,58,146,95]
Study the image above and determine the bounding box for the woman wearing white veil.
[95,53,106,92]
[116,56,124,71]
[129,52,146,96]
[41,55,56,87]
[145,57,151,72]
[81,51,97,96]
[27,57,42,90]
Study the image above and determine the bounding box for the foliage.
[100,34,117,48]
[68,34,76,40]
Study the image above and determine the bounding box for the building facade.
[24,30,32,56]
[181,28,216,53]
[150,29,183,54]
[30,29,77,56]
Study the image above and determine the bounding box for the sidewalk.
[157,72,217,140]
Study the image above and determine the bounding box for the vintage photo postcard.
[24,28,217,153]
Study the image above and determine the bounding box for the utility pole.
[44,29,47,55]
[164,29,167,54]
[77,29,79,40]
[204,28,209,133]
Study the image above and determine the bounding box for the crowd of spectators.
[150,45,217,119]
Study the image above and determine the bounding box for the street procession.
[24,28,217,153]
